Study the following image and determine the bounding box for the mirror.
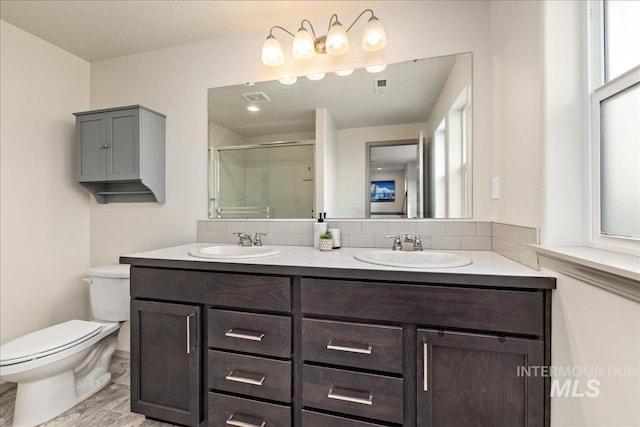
[208,53,472,219]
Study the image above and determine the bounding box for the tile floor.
[0,357,174,427]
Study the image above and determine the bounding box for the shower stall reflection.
[212,142,315,219]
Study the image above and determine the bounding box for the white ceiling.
[208,55,460,136]
[0,0,397,62]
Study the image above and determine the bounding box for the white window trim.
[586,0,640,256]
[588,66,640,256]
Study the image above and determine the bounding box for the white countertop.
[123,243,551,278]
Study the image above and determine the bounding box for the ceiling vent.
[374,79,388,94]
[241,91,271,103]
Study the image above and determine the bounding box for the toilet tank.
[86,264,130,322]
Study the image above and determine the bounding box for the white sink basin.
[189,245,282,259]
[354,250,472,269]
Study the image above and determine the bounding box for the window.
[589,0,640,254]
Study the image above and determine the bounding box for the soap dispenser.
[313,213,328,249]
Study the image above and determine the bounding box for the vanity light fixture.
[261,9,386,67]
[365,64,387,73]
[335,69,355,76]
[278,76,298,85]
[306,72,326,81]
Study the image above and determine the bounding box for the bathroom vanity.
[121,244,554,427]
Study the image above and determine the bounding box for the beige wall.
[540,0,585,245]
[88,1,492,266]
[548,270,640,426]
[336,123,427,218]
[0,21,91,344]
[490,0,543,227]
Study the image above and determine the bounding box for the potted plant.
[319,231,333,251]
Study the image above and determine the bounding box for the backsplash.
[197,220,493,251]
[492,222,540,269]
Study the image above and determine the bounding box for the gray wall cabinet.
[74,105,165,203]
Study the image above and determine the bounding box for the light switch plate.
[492,176,500,200]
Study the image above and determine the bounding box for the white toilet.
[0,264,130,427]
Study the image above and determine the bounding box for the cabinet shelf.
[95,191,152,196]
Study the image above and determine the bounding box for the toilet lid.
[87,264,130,279]
[0,320,102,366]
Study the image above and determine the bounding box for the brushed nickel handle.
[225,370,265,386]
[328,386,373,405]
[103,144,111,149]
[326,339,372,355]
[186,314,195,354]
[226,414,266,427]
[225,328,265,342]
[423,342,428,391]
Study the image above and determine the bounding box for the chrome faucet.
[385,235,403,251]
[234,232,253,246]
[234,232,268,247]
[413,235,424,251]
[253,232,266,247]
[386,234,425,251]
[402,234,415,251]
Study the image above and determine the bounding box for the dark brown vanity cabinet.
[126,263,553,427]
[130,299,201,427]
[417,329,545,426]
[300,277,551,426]
[129,266,292,427]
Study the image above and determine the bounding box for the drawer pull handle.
[328,386,373,406]
[225,370,266,386]
[326,340,372,355]
[186,314,195,354]
[225,328,265,342]
[423,343,428,392]
[226,413,267,427]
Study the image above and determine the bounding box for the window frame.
[587,0,640,255]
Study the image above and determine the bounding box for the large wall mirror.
[208,53,472,219]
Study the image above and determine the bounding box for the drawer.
[208,350,291,403]
[302,319,402,373]
[208,393,290,427]
[131,267,291,312]
[209,309,291,358]
[302,410,389,427]
[301,278,544,337]
[302,365,403,424]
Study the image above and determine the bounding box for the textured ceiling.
[0,0,398,61]
[208,55,460,136]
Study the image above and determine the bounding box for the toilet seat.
[0,320,103,366]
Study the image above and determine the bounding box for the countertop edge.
[120,254,556,290]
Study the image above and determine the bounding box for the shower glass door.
[214,142,314,219]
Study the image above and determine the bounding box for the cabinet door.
[76,112,107,182]
[106,108,140,181]
[131,300,200,426]
[417,329,545,427]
